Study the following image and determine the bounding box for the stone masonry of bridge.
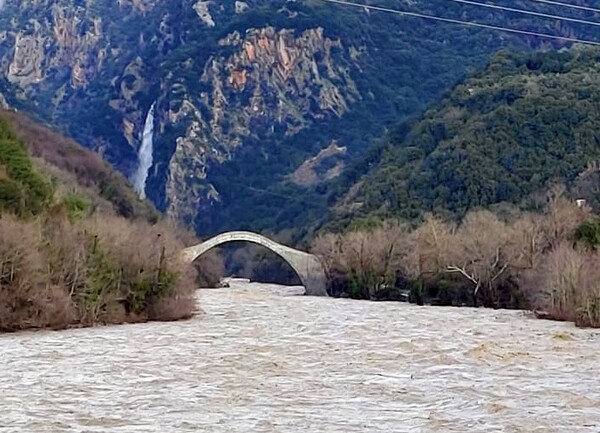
[180,231,328,296]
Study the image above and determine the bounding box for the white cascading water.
[132,102,156,200]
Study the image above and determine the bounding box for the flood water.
[1,282,600,432]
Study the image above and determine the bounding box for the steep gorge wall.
[165,25,360,224]
[0,1,363,229]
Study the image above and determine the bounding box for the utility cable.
[445,0,600,27]
[315,0,600,45]
[524,0,600,15]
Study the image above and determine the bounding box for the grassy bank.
[0,112,197,332]
[313,188,600,328]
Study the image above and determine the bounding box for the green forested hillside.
[327,46,600,228]
[0,117,53,216]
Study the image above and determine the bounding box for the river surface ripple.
[1,282,600,432]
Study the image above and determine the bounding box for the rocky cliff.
[165,25,359,223]
[1,0,597,235]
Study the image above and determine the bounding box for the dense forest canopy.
[324,46,600,230]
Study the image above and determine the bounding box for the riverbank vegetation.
[0,214,196,332]
[0,112,197,332]
[313,188,600,328]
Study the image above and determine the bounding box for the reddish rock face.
[229,69,248,89]
[165,25,360,224]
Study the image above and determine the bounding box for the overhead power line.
[525,0,600,15]
[446,0,600,27]
[316,0,600,46]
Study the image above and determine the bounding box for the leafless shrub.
[0,216,45,331]
[311,223,411,297]
[543,185,591,248]
[0,213,197,332]
[533,242,600,327]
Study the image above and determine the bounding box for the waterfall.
[132,102,156,200]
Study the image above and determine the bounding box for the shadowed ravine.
[1,282,599,432]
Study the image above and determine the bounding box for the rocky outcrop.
[166,116,216,224]
[116,0,158,13]
[164,26,359,223]
[5,5,103,88]
[194,1,215,27]
[0,1,362,228]
[290,141,347,186]
[235,1,249,14]
[8,35,45,86]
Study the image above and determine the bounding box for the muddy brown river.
[1,282,599,432]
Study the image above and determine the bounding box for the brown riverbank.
[313,188,600,328]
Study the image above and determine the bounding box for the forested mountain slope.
[327,46,600,229]
[1,0,599,235]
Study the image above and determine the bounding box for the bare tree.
[511,213,546,270]
[311,223,411,297]
[544,185,591,248]
[577,255,600,327]
[409,214,454,280]
[536,241,585,322]
[533,241,600,327]
[445,210,519,306]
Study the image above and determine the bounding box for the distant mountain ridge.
[0,0,599,235]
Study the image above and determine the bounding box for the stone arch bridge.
[180,231,328,296]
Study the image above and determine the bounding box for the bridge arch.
[180,231,328,296]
